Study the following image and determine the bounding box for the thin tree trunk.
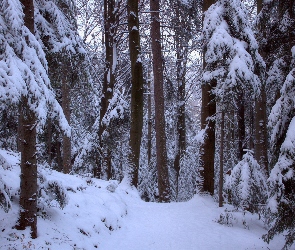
[173,1,187,199]
[96,0,116,179]
[61,58,71,174]
[219,110,225,207]
[150,0,171,202]
[16,0,37,238]
[128,0,144,187]
[147,75,152,166]
[237,92,245,161]
[254,89,268,174]
[47,118,53,167]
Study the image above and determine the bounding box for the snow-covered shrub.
[0,177,11,212]
[38,171,68,210]
[225,150,267,213]
[217,209,235,227]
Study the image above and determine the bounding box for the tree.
[0,0,70,238]
[257,0,295,170]
[17,0,39,238]
[253,0,269,175]
[225,150,267,213]
[34,0,85,174]
[95,0,120,179]
[150,0,171,202]
[265,45,295,249]
[127,0,144,187]
[199,0,216,195]
[202,0,265,196]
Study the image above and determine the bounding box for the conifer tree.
[150,0,171,202]
[0,0,70,238]
[265,45,295,249]
[202,0,265,195]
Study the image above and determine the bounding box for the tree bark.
[255,0,269,175]
[16,0,37,238]
[173,0,187,199]
[199,0,216,195]
[61,55,71,174]
[150,0,171,202]
[237,92,245,161]
[96,0,117,179]
[147,73,152,166]
[219,110,225,207]
[128,0,144,187]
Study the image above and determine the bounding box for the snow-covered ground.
[0,150,284,249]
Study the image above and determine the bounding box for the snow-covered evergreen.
[225,150,267,213]
[0,0,70,134]
[202,0,264,100]
[265,46,295,249]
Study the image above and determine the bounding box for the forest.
[0,0,294,249]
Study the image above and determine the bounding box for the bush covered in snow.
[225,150,267,213]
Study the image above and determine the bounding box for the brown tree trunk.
[199,0,216,195]
[254,89,268,174]
[173,1,187,199]
[150,0,171,202]
[237,92,245,161]
[47,118,53,167]
[257,0,263,14]
[61,57,71,174]
[128,0,144,187]
[147,74,152,166]
[219,110,225,207]
[16,0,37,238]
[255,1,268,175]
[96,0,117,179]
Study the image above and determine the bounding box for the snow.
[0,150,285,250]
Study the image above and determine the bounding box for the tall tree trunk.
[128,0,144,187]
[219,110,225,207]
[61,54,71,174]
[16,0,37,238]
[255,1,268,175]
[199,0,216,195]
[96,0,116,179]
[173,1,187,199]
[147,73,152,166]
[150,0,171,202]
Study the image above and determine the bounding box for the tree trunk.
[219,110,225,207]
[257,0,263,14]
[150,0,171,202]
[237,92,245,161]
[128,0,144,187]
[254,89,268,174]
[173,1,187,199]
[16,0,37,238]
[147,74,152,166]
[255,0,268,175]
[96,0,117,179]
[199,0,216,196]
[61,56,71,174]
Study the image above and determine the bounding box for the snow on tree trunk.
[17,0,38,238]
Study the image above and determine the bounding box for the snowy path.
[99,195,282,250]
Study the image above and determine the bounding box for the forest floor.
[99,194,284,250]
[0,149,285,250]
